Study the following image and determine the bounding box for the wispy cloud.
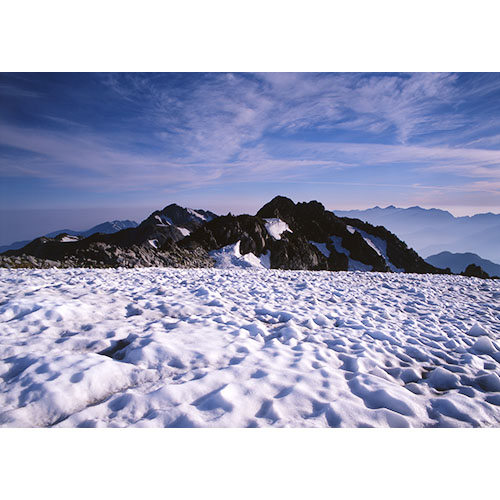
[1,72,500,213]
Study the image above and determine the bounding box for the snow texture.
[264,218,292,240]
[1,268,499,428]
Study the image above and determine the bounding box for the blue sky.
[1,72,500,244]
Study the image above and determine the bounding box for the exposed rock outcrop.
[1,196,447,273]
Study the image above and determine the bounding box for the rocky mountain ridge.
[425,251,500,278]
[1,197,446,274]
[0,220,138,253]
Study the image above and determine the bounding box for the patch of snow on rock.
[309,241,330,258]
[264,218,291,240]
[330,236,349,256]
[347,226,403,272]
[187,209,208,221]
[60,235,80,243]
[155,215,171,226]
[329,235,372,271]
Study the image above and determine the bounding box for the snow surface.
[264,218,292,240]
[1,268,499,428]
[177,227,191,237]
[148,239,159,249]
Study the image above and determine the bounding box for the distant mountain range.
[0,197,445,274]
[0,220,138,254]
[333,206,500,263]
[425,251,500,277]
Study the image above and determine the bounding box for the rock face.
[0,242,213,269]
[181,196,443,273]
[1,196,446,273]
[461,263,491,279]
[257,196,439,273]
[2,204,217,268]
[179,212,332,270]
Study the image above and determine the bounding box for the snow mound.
[427,367,460,391]
[468,323,489,337]
[472,336,496,354]
[209,241,270,269]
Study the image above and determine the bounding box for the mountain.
[0,197,445,273]
[179,196,442,273]
[1,205,217,268]
[333,206,500,262]
[425,251,500,277]
[0,220,138,253]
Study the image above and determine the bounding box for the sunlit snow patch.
[264,218,292,240]
[177,227,191,237]
[209,241,271,269]
[187,208,213,222]
[148,239,159,249]
[60,235,80,243]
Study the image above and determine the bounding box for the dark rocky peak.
[140,203,217,234]
[256,196,297,221]
[295,200,326,219]
[256,196,329,227]
[257,197,331,237]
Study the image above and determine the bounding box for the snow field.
[0,268,499,427]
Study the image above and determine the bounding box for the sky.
[1,72,500,245]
